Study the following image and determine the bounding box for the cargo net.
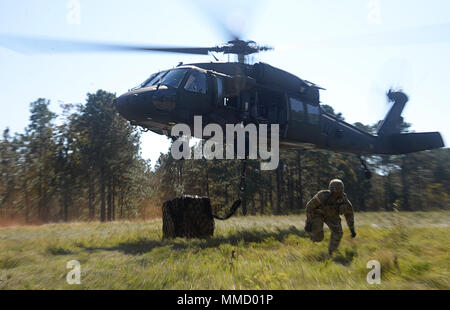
[162,195,215,239]
[162,195,241,239]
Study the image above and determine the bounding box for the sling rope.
[212,156,247,220]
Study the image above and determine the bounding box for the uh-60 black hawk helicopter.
[0,29,445,180]
[111,38,444,167]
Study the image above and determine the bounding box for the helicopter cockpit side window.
[184,70,207,94]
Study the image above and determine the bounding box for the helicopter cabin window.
[257,89,283,120]
[289,97,305,120]
[306,103,320,124]
[184,70,207,94]
[159,69,189,88]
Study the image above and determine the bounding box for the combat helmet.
[329,179,344,192]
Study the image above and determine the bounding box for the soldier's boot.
[310,231,324,243]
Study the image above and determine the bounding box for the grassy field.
[0,211,449,289]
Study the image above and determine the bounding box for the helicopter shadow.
[79,225,309,256]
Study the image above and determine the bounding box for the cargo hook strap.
[213,157,247,220]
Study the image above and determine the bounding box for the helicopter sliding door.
[257,88,287,126]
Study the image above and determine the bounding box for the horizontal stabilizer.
[389,132,444,154]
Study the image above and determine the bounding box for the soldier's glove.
[305,221,312,233]
[350,228,357,238]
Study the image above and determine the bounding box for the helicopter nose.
[114,92,148,122]
[114,95,132,119]
[115,87,177,124]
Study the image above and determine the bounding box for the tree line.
[0,90,449,223]
[0,90,153,223]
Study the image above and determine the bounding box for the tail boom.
[376,132,444,154]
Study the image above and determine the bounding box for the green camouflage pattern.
[305,188,355,254]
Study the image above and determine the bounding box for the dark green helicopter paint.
[115,61,444,156]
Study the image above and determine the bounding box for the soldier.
[304,179,356,255]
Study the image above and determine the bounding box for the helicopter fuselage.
[115,62,444,156]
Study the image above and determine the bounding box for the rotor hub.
[215,39,273,56]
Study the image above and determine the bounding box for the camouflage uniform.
[305,179,355,254]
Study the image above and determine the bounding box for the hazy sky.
[0,0,449,166]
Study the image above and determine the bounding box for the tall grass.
[0,212,448,289]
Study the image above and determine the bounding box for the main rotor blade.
[0,34,215,55]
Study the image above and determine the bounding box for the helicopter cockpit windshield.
[140,68,189,89]
[136,68,188,89]
[141,71,166,88]
[158,68,189,88]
